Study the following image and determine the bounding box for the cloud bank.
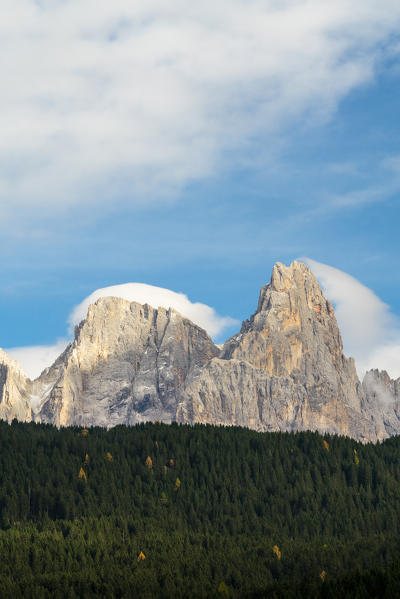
[4,265,400,381]
[2,0,400,218]
[6,340,69,380]
[6,283,237,378]
[304,258,400,379]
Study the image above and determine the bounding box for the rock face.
[37,297,219,427]
[0,260,398,442]
[362,369,400,437]
[177,262,385,442]
[0,349,32,422]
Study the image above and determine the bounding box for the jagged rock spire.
[177,261,385,442]
[0,262,398,442]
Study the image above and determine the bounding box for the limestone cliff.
[362,369,400,437]
[0,261,398,442]
[177,262,385,442]
[0,349,32,422]
[37,297,219,427]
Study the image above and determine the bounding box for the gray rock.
[37,297,219,427]
[0,349,32,422]
[177,262,385,442]
[0,260,398,442]
[362,369,400,437]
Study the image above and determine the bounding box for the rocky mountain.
[37,298,218,427]
[362,369,400,437]
[0,349,32,422]
[177,262,385,442]
[0,261,398,442]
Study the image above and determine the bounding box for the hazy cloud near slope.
[2,0,400,220]
[304,258,400,379]
[6,341,69,380]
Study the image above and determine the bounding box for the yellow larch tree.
[272,545,282,560]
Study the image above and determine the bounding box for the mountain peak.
[0,348,27,378]
[0,262,398,442]
[179,261,383,441]
[270,260,309,291]
[257,260,333,316]
[38,297,219,427]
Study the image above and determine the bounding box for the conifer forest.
[1,421,400,597]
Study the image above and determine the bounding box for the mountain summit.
[38,297,219,427]
[0,261,399,441]
[177,261,384,441]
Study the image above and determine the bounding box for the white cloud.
[303,257,400,379]
[364,374,396,407]
[69,282,238,338]
[5,340,69,380]
[365,344,400,380]
[2,1,400,218]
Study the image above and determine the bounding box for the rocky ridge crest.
[177,262,385,441]
[38,297,218,427]
[0,261,398,442]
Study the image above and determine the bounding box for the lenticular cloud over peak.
[69,283,238,339]
[302,257,400,379]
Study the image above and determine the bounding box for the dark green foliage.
[0,421,399,596]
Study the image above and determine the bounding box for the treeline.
[0,420,400,596]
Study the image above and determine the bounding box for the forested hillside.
[1,421,400,597]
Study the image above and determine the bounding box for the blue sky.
[1,1,399,378]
